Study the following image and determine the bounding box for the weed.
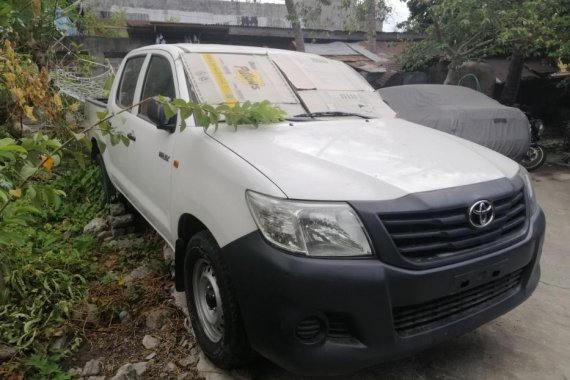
[0,164,104,377]
[22,354,72,380]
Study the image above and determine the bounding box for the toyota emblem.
[468,200,495,228]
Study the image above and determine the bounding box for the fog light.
[295,317,326,343]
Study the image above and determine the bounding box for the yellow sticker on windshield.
[201,53,237,105]
[233,66,265,90]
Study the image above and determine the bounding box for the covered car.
[378,85,530,161]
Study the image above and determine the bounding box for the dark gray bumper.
[222,207,545,376]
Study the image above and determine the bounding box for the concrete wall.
[84,0,290,28]
[83,0,382,32]
[301,0,383,33]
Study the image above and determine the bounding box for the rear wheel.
[95,153,118,203]
[521,145,547,171]
[183,231,254,369]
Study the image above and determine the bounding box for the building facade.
[83,0,383,32]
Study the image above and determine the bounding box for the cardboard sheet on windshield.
[182,53,298,105]
[270,53,395,117]
[269,53,372,91]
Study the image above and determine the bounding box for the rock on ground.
[84,217,108,235]
[109,203,126,216]
[196,353,235,380]
[171,287,189,319]
[119,310,130,323]
[164,362,178,372]
[108,214,135,229]
[82,358,103,376]
[142,335,160,350]
[125,266,153,286]
[177,353,199,368]
[132,362,148,376]
[110,363,138,380]
[72,303,100,325]
[163,244,174,265]
[145,308,173,330]
[49,335,68,352]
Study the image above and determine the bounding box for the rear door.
[105,54,148,199]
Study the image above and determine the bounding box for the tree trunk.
[366,0,376,52]
[285,0,305,52]
[444,58,461,85]
[501,50,525,106]
[444,68,459,85]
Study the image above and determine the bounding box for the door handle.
[127,132,136,142]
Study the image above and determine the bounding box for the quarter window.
[116,56,145,108]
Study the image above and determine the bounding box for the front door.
[126,53,179,237]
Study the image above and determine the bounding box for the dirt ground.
[246,167,570,380]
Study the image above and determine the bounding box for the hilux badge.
[469,200,495,228]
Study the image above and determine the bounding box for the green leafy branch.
[158,97,286,131]
[0,97,286,227]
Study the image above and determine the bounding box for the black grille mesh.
[380,190,526,261]
[393,268,524,335]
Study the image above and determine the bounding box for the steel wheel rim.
[522,147,543,167]
[192,258,224,343]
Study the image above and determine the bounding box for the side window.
[139,55,176,121]
[116,56,145,108]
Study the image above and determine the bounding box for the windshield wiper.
[291,111,372,120]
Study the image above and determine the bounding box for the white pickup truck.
[85,44,545,376]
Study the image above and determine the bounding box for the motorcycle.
[521,115,547,171]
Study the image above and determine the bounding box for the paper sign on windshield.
[182,53,298,106]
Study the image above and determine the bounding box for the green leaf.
[120,135,130,147]
[20,164,37,179]
[163,102,177,119]
[96,110,109,121]
[179,108,193,122]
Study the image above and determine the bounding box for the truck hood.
[207,118,519,201]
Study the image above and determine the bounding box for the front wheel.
[183,231,254,369]
[521,145,547,171]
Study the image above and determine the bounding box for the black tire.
[95,153,118,203]
[521,145,547,171]
[183,230,254,369]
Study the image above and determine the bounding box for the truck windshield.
[181,52,395,120]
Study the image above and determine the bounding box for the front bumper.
[223,207,545,376]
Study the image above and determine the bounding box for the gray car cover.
[378,85,530,161]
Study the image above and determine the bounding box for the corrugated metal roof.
[305,41,359,56]
[346,61,387,73]
[304,42,383,63]
[347,43,383,63]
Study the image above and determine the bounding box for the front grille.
[393,268,524,336]
[380,190,526,261]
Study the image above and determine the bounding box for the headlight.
[246,191,373,257]
[518,166,537,213]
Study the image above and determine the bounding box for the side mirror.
[147,99,176,133]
